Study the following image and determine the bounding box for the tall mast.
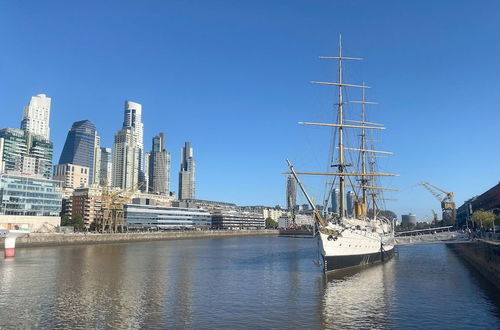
[337,36,346,218]
[361,85,367,206]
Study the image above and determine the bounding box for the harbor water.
[1,236,499,329]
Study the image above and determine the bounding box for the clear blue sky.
[1,1,499,220]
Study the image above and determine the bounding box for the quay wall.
[448,239,500,290]
[0,230,279,248]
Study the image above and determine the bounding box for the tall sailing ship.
[287,37,398,272]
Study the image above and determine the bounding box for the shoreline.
[0,229,279,248]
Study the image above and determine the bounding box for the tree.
[71,214,85,231]
[471,210,494,228]
[265,217,278,229]
[61,215,71,226]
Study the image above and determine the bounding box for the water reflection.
[1,239,499,329]
[319,260,396,329]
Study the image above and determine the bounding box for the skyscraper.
[93,134,101,185]
[20,94,51,140]
[331,188,340,215]
[123,101,144,169]
[145,133,171,194]
[99,147,112,186]
[286,175,296,211]
[178,142,195,200]
[0,128,53,179]
[112,127,139,189]
[58,120,100,183]
[346,190,356,217]
[0,95,54,179]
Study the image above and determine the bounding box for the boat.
[286,37,398,272]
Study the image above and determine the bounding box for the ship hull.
[323,246,394,272]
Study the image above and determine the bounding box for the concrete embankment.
[0,229,279,248]
[448,239,500,290]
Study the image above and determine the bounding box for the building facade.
[178,142,195,200]
[112,127,139,189]
[145,133,171,194]
[53,164,90,189]
[401,213,417,225]
[286,175,296,211]
[59,120,100,183]
[456,182,500,228]
[0,173,61,231]
[99,147,113,186]
[71,186,103,229]
[125,204,211,230]
[346,191,356,217]
[123,101,144,178]
[210,210,265,230]
[331,188,340,214]
[20,94,51,140]
[0,128,53,179]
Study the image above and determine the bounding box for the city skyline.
[2,1,500,219]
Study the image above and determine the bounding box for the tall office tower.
[59,120,99,183]
[20,94,51,140]
[346,190,356,217]
[112,127,139,189]
[145,133,171,194]
[93,134,101,185]
[331,188,340,215]
[286,175,296,211]
[0,128,53,179]
[123,101,144,170]
[99,147,112,186]
[178,142,195,200]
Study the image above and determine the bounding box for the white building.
[20,94,51,140]
[125,204,211,230]
[123,101,144,171]
[278,214,314,228]
[53,163,90,189]
[263,208,285,221]
[112,127,139,189]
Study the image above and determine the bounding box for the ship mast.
[286,36,399,226]
[337,37,346,218]
[360,86,367,206]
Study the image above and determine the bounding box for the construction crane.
[97,180,144,233]
[418,182,456,226]
[431,209,439,225]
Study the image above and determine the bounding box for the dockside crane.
[97,180,144,233]
[418,182,456,226]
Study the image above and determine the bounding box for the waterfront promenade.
[0,229,279,248]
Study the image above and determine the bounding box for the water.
[1,236,499,329]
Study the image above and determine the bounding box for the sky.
[1,0,499,220]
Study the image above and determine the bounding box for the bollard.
[4,236,16,258]
[1,229,29,258]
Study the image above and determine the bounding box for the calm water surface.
[1,236,499,329]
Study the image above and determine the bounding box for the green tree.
[471,210,494,228]
[71,214,85,231]
[265,217,278,229]
[60,215,71,226]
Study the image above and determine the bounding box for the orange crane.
[418,182,456,226]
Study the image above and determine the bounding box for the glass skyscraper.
[145,133,171,194]
[0,128,53,179]
[59,120,99,183]
[178,142,195,200]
